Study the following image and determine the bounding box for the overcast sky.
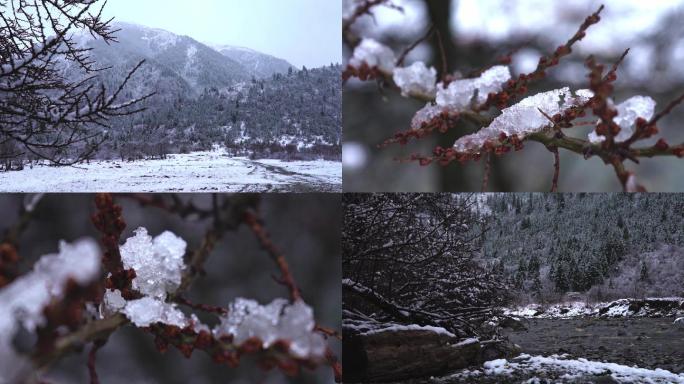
[102,0,341,68]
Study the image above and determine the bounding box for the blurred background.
[343,0,684,192]
[0,193,340,383]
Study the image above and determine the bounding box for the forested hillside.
[479,194,684,302]
[101,64,341,161]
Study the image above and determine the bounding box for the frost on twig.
[0,239,101,382]
[453,87,593,154]
[588,96,656,143]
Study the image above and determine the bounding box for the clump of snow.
[100,229,193,328]
[119,228,187,300]
[411,103,446,129]
[588,95,656,143]
[122,296,188,328]
[436,66,511,110]
[0,239,101,382]
[484,358,515,375]
[452,88,588,153]
[215,298,326,359]
[393,62,437,97]
[348,38,396,73]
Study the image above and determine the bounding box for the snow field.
[0,150,341,192]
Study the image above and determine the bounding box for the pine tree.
[639,261,650,283]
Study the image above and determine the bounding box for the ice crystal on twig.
[122,296,188,328]
[215,298,326,359]
[119,228,187,300]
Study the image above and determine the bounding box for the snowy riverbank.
[504,297,684,319]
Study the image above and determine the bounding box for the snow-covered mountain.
[72,22,297,96]
[80,22,250,93]
[211,44,295,79]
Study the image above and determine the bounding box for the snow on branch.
[451,88,593,155]
[0,239,101,382]
[343,3,684,191]
[1,194,341,383]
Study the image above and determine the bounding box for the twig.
[396,26,434,67]
[87,339,107,384]
[243,210,301,302]
[550,147,560,192]
[649,91,684,126]
[481,153,491,192]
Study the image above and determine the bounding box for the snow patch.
[443,354,684,383]
[0,150,341,192]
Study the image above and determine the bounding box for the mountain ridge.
[108,22,296,80]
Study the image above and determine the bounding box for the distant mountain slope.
[83,22,251,94]
[212,44,295,79]
[55,23,341,161]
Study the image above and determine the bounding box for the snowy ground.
[0,150,342,192]
[503,317,684,374]
[435,354,684,384]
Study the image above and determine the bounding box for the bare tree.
[0,0,153,168]
[343,193,508,338]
